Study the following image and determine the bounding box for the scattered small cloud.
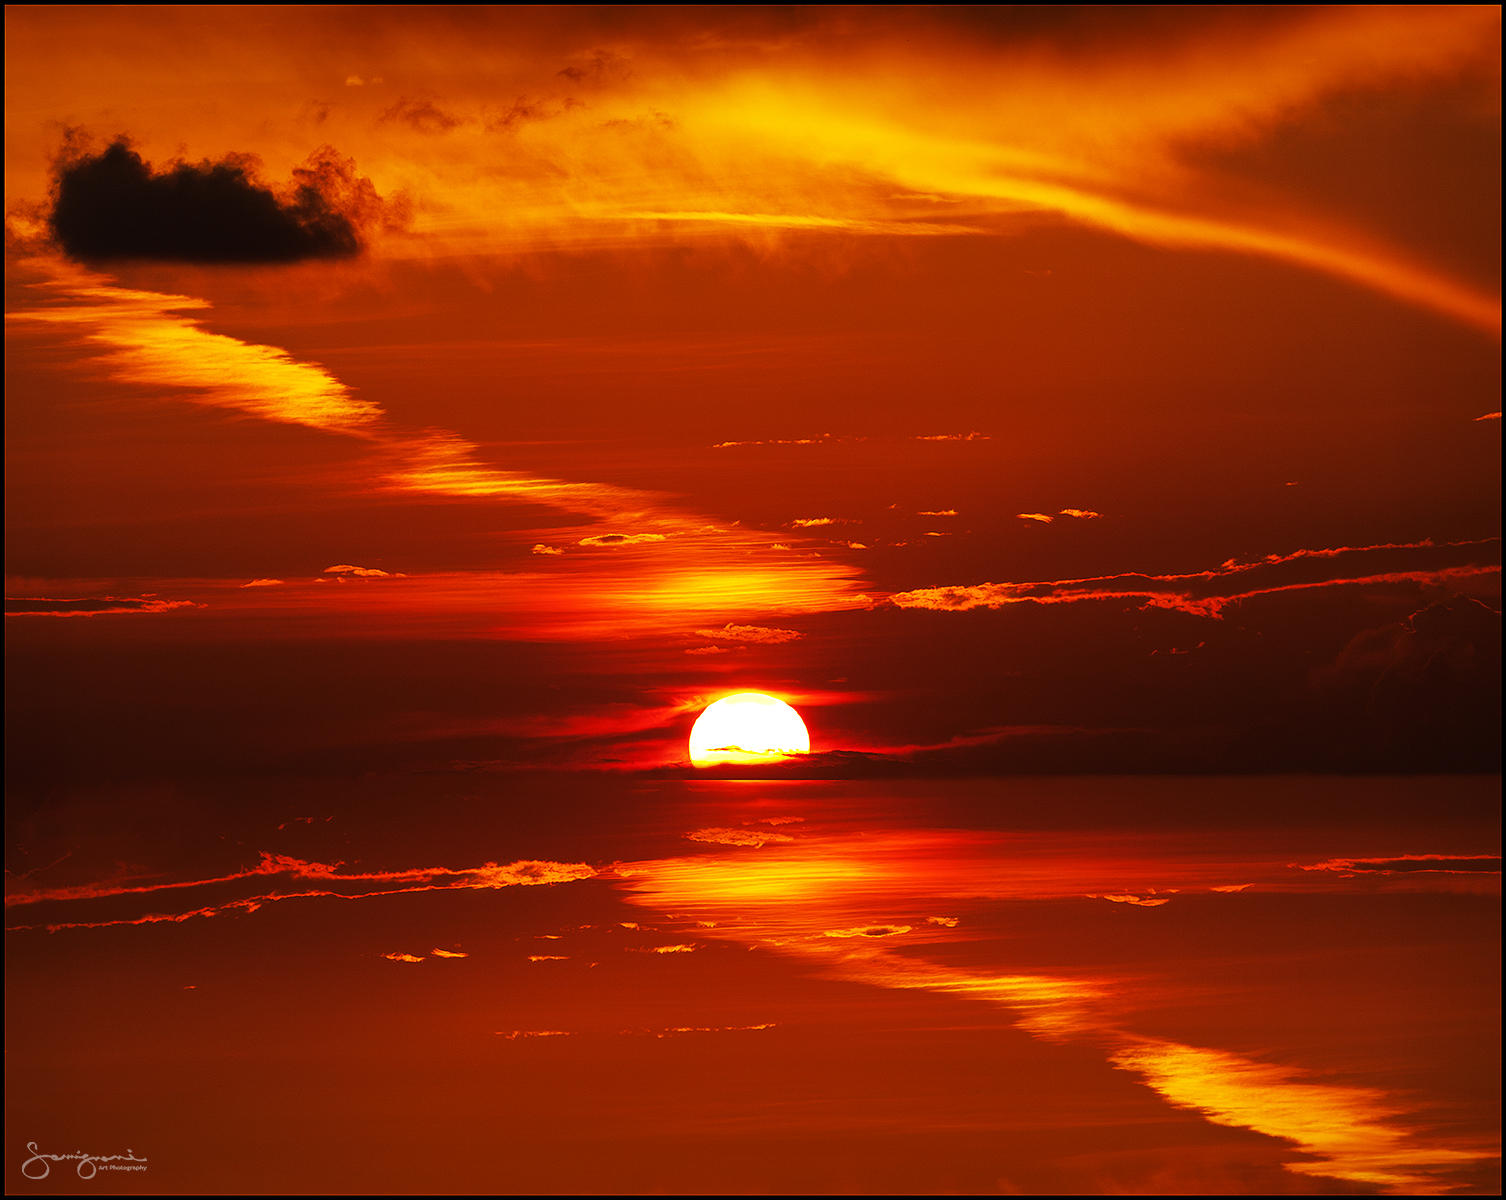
[1058,508,1102,519]
[1211,884,1252,893]
[527,954,570,962]
[430,947,469,959]
[1473,411,1501,422]
[791,517,837,528]
[1017,512,1055,524]
[823,924,912,938]
[692,623,803,645]
[915,432,989,441]
[578,532,668,547]
[926,915,961,927]
[918,509,958,517]
[686,827,796,849]
[382,951,425,964]
[632,943,697,954]
[643,1023,776,1038]
[239,578,285,588]
[323,563,405,578]
[496,1029,573,1039]
[531,543,564,556]
[1089,893,1172,907]
[712,434,839,448]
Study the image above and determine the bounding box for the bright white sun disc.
[688,693,810,767]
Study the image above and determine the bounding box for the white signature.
[21,1142,149,1180]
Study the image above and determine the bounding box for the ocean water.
[5,774,1500,1194]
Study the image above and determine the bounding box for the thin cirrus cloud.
[9,9,1499,332]
[1293,854,1502,877]
[4,853,596,933]
[4,595,199,618]
[888,537,1501,618]
[309,6,1498,330]
[6,263,868,634]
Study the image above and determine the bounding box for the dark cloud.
[1304,596,1502,770]
[557,50,631,85]
[380,97,462,133]
[49,138,395,263]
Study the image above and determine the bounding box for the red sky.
[4,5,1500,1196]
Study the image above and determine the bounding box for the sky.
[3,5,1501,1196]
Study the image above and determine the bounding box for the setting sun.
[3,6,1499,1196]
[688,693,811,767]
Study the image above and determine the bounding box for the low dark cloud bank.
[49,138,398,263]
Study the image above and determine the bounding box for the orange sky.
[4,5,1501,1196]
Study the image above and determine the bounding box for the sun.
[689,693,811,767]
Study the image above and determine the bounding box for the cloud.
[577,532,668,547]
[915,432,989,441]
[713,435,839,448]
[823,924,913,938]
[926,916,961,927]
[918,509,958,517]
[382,952,425,964]
[239,578,285,588]
[888,537,1501,618]
[1294,854,1501,877]
[527,954,569,962]
[692,623,803,645]
[380,97,463,133]
[4,595,198,617]
[323,563,404,578]
[496,1029,573,1039]
[6,854,597,933]
[430,947,469,958]
[1090,893,1172,907]
[49,138,395,263]
[634,943,697,954]
[1475,411,1502,422]
[686,827,796,849]
[791,517,836,528]
[531,543,564,556]
[1058,508,1102,519]
[1017,512,1055,523]
[643,1023,777,1038]
[1308,597,1502,768]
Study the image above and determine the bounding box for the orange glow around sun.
[688,693,811,767]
